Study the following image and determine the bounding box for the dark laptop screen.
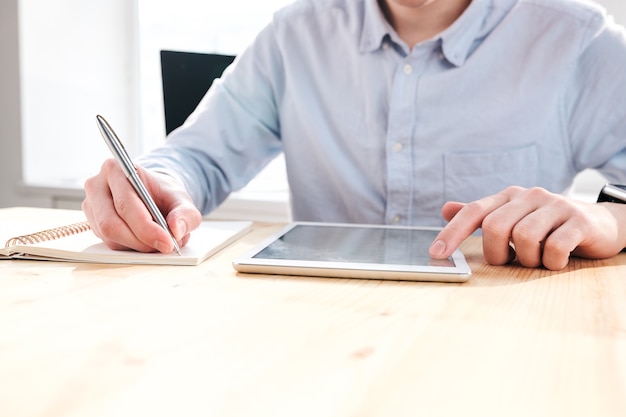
[160,50,235,135]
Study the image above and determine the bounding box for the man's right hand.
[82,158,202,253]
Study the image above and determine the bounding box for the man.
[83,0,626,270]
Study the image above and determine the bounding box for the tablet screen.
[254,224,455,267]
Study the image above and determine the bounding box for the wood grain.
[0,207,624,417]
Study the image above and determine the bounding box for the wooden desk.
[1,207,625,417]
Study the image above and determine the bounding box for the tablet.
[233,222,471,282]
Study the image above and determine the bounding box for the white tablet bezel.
[233,222,471,282]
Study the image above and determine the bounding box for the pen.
[95,115,182,256]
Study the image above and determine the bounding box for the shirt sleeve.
[137,21,285,215]
[566,12,626,183]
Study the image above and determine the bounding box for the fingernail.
[429,240,446,257]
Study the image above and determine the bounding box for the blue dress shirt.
[140,0,626,226]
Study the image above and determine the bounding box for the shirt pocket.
[443,144,539,203]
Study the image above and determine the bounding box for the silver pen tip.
[173,241,182,256]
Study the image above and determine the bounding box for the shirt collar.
[360,0,501,67]
[359,0,394,53]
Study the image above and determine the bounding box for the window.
[19,0,137,188]
[19,0,291,219]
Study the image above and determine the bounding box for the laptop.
[160,50,236,134]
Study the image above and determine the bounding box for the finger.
[84,173,155,252]
[540,220,584,270]
[428,201,469,259]
[167,204,202,243]
[508,193,587,270]
[429,190,520,259]
[89,161,163,252]
[107,166,175,253]
[508,207,566,268]
[479,195,546,266]
[481,187,569,266]
[138,169,203,244]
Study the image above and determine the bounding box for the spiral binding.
[5,221,91,248]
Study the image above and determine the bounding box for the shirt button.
[392,142,403,153]
[392,215,401,224]
[403,64,413,75]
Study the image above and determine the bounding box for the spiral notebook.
[1,217,252,266]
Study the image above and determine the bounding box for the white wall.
[0,0,47,208]
[601,0,626,21]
